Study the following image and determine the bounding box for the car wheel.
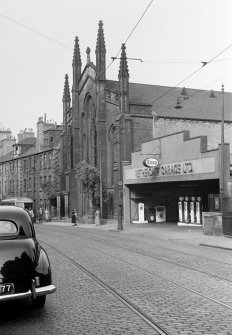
[32,295,46,308]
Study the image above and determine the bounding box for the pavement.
[39,219,232,251]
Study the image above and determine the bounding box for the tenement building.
[59,20,232,225]
[0,117,63,220]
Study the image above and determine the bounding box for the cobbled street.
[1,222,232,335]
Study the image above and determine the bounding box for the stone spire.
[118,44,129,114]
[72,37,82,90]
[63,74,71,103]
[118,43,129,80]
[95,20,106,80]
[72,38,82,167]
[62,74,71,127]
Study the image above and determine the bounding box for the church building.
[59,20,232,226]
[60,21,156,222]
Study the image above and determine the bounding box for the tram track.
[38,229,232,334]
[42,240,170,335]
[42,225,232,266]
[40,225,232,283]
[40,235,232,312]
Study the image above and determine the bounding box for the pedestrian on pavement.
[29,208,35,223]
[44,208,49,222]
[95,208,100,226]
[72,209,77,226]
[39,208,43,223]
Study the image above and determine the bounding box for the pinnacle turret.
[63,74,71,103]
[118,44,129,114]
[72,37,82,89]
[118,44,129,80]
[96,20,106,53]
[95,20,106,80]
[73,37,82,67]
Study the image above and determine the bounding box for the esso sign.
[143,158,159,168]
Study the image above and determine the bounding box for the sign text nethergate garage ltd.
[125,157,216,181]
[136,161,194,178]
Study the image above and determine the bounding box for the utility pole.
[220,84,225,215]
[1,165,3,202]
[117,123,123,231]
[99,145,103,221]
[109,120,123,230]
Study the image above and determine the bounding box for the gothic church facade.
[60,21,232,223]
[60,21,154,221]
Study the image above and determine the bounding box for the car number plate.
[0,283,15,295]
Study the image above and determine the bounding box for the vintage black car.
[0,206,56,307]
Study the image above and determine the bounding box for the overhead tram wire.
[179,68,232,101]
[134,58,232,64]
[149,41,232,105]
[141,60,202,64]
[1,6,231,101]
[0,2,155,107]
[147,66,232,117]
[2,5,231,123]
[106,0,154,74]
[7,3,226,107]
[78,0,155,105]
[112,56,232,102]
[0,13,73,50]
[0,0,154,67]
[146,68,232,125]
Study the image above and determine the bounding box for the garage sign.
[143,158,159,168]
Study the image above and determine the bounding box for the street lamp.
[209,84,225,214]
[99,145,103,222]
[117,133,123,231]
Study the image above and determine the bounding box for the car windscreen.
[0,220,18,236]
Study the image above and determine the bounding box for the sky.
[1,0,232,138]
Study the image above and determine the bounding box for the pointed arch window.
[84,95,97,165]
[81,112,86,160]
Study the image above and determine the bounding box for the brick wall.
[154,117,232,151]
